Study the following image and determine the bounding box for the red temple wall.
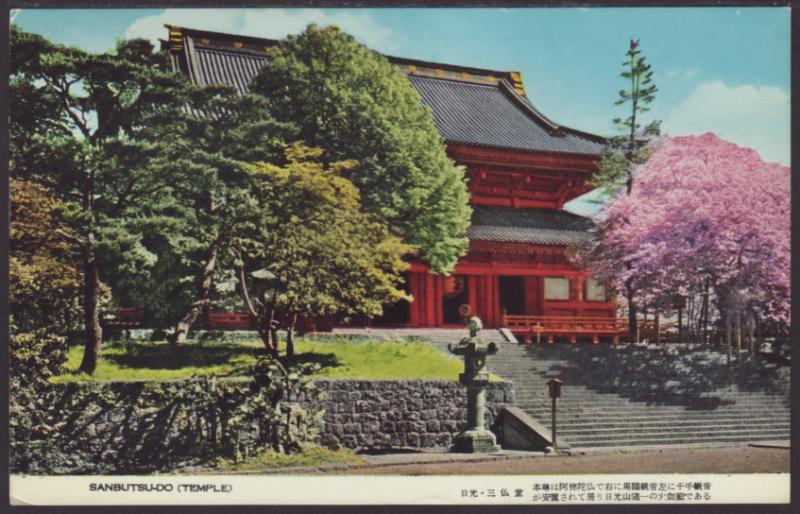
[403,247,615,329]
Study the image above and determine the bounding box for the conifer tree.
[10,26,193,373]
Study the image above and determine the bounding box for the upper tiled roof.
[165,25,605,157]
[410,75,604,155]
[468,205,593,246]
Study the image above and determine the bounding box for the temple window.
[586,278,607,302]
[544,277,570,301]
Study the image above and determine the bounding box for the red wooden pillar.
[467,275,478,320]
[491,275,502,327]
[433,274,444,326]
[484,274,495,327]
[408,272,421,327]
[424,272,435,327]
[539,277,546,316]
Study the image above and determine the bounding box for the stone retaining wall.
[12,378,514,474]
[312,380,514,450]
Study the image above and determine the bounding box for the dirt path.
[328,446,789,475]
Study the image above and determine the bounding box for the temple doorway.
[498,276,527,316]
[442,275,469,325]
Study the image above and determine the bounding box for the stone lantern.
[448,317,501,453]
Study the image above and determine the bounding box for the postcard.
[7,5,791,507]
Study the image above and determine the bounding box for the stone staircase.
[489,341,791,450]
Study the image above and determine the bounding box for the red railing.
[207,312,253,329]
[503,315,623,344]
[101,308,141,329]
[503,315,676,344]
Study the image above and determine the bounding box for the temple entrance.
[442,275,469,325]
[373,273,410,325]
[498,276,527,316]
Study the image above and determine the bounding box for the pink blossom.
[582,133,790,330]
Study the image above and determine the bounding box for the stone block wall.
[311,380,515,450]
[11,378,514,474]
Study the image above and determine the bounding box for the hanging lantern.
[443,276,465,298]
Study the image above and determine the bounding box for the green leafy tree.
[251,25,470,273]
[233,144,412,357]
[10,26,193,373]
[9,179,82,333]
[588,39,660,343]
[121,86,298,342]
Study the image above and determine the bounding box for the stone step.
[465,335,789,449]
[517,404,791,415]
[566,431,790,448]
[558,419,791,431]
[514,394,790,404]
[523,409,791,427]
[560,422,790,437]
[518,409,790,422]
[517,405,791,416]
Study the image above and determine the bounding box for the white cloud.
[665,68,697,78]
[125,8,396,53]
[125,9,243,45]
[664,81,790,165]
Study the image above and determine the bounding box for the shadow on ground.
[521,343,790,408]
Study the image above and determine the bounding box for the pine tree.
[593,39,660,197]
[10,26,193,373]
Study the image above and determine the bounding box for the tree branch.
[236,245,259,319]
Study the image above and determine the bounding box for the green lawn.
[52,337,466,383]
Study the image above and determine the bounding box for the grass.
[215,445,365,473]
[52,337,467,383]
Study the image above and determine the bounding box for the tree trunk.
[686,296,693,341]
[78,239,102,375]
[286,313,298,358]
[735,313,742,362]
[172,242,219,343]
[701,280,710,345]
[747,314,755,352]
[260,303,278,358]
[627,287,638,344]
[755,320,763,354]
[724,312,732,368]
[654,311,660,345]
[677,307,683,344]
[270,326,280,354]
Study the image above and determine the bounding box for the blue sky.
[13,7,791,215]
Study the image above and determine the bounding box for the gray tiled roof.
[192,48,267,94]
[410,75,604,156]
[468,205,593,246]
[170,30,605,156]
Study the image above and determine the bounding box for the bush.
[10,329,67,383]
[9,330,70,472]
[9,350,325,474]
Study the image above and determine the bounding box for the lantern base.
[452,429,501,453]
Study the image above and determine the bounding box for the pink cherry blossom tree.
[579,133,789,356]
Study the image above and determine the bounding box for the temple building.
[164,26,618,341]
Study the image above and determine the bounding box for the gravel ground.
[324,445,789,475]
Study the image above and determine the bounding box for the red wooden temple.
[164,26,619,342]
